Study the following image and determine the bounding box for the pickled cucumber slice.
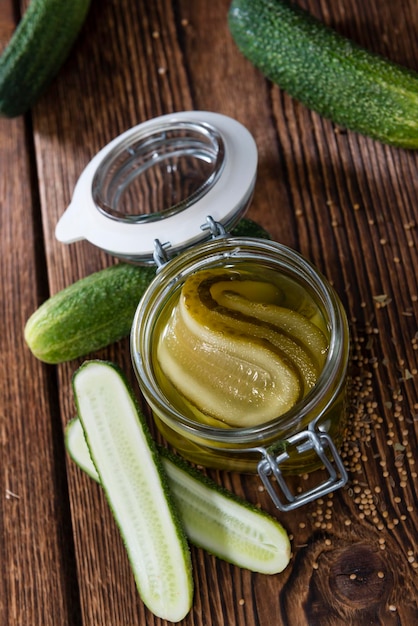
[215,288,328,368]
[66,416,292,575]
[159,303,302,426]
[201,290,323,390]
[72,360,193,622]
[157,268,328,427]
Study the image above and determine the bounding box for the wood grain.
[1,0,417,624]
[0,104,81,624]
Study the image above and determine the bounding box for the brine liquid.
[153,263,330,430]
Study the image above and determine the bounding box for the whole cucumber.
[24,219,270,364]
[229,0,418,149]
[25,264,157,364]
[0,0,91,117]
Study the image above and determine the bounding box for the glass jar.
[56,111,349,511]
[131,236,349,511]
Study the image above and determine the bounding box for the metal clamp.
[153,239,171,268]
[200,215,227,239]
[153,215,227,269]
[257,430,348,512]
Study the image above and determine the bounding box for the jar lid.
[55,111,258,263]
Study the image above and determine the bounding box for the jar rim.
[131,237,349,445]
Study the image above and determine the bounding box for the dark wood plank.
[1,0,417,624]
[0,45,81,626]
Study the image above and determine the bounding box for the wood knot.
[281,534,416,624]
[328,544,391,609]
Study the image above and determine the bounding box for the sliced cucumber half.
[72,360,193,622]
[66,413,291,575]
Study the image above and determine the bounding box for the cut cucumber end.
[160,449,292,575]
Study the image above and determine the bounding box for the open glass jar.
[131,236,349,511]
[56,111,349,511]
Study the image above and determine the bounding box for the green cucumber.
[72,360,193,622]
[66,416,291,575]
[231,217,271,240]
[228,0,418,149]
[25,263,157,364]
[0,0,91,117]
[24,219,270,364]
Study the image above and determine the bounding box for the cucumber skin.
[25,264,157,364]
[229,0,418,149]
[230,217,271,240]
[0,0,91,117]
[24,219,270,364]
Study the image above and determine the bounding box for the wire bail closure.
[152,239,171,268]
[257,430,348,512]
[200,215,227,239]
[153,216,228,269]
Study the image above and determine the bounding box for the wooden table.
[1,1,417,624]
